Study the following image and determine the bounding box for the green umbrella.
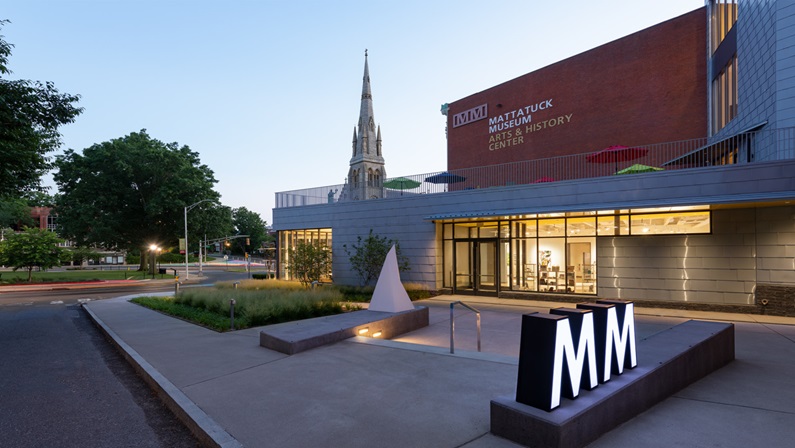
[383,177,421,196]
[614,164,664,175]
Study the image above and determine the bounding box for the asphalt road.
[0,302,200,447]
[0,269,254,447]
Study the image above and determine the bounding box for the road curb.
[82,303,242,448]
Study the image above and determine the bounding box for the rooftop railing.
[275,127,795,209]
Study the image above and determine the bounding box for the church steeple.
[342,50,387,201]
[351,50,383,165]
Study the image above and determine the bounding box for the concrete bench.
[259,306,429,355]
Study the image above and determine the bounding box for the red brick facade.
[29,206,51,230]
[447,8,707,170]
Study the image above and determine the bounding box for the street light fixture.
[149,244,160,279]
[184,199,213,280]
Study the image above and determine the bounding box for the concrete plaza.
[84,295,795,447]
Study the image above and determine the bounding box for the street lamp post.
[184,199,212,281]
[149,244,159,279]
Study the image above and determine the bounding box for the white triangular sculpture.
[369,245,414,313]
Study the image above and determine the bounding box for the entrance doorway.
[454,240,498,295]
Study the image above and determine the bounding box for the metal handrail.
[450,301,481,354]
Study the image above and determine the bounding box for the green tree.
[231,207,270,255]
[0,197,33,229]
[288,240,331,287]
[0,227,65,281]
[53,130,221,271]
[198,204,234,246]
[0,20,83,197]
[343,229,410,286]
[23,190,55,207]
[64,245,101,266]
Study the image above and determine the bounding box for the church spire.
[351,49,382,166]
[361,49,372,101]
[341,50,386,201]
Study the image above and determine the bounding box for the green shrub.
[403,282,432,300]
[335,282,432,302]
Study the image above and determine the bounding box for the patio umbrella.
[383,177,421,196]
[424,172,466,184]
[424,172,466,192]
[533,176,555,183]
[586,145,649,172]
[614,164,663,175]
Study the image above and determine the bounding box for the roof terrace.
[275,126,795,209]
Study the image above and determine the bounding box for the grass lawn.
[132,279,359,331]
[0,269,173,284]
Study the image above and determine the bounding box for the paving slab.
[84,294,795,448]
[184,339,516,448]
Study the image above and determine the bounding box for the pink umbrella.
[586,145,648,172]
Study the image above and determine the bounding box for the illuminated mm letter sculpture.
[516,300,637,412]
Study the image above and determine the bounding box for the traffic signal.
[246,238,250,246]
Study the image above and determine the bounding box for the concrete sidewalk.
[84,295,795,447]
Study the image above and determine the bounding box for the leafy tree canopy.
[53,130,222,265]
[287,240,331,287]
[0,20,83,197]
[0,197,33,229]
[343,229,409,286]
[231,207,270,255]
[0,227,65,281]
[24,190,55,207]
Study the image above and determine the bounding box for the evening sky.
[4,0,704,223]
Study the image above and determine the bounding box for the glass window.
[454,223,471,239]
[513,220,537,238]
[712,54,738,134]
[455,241,472,289]
[538,238,565,293]
[479,224,499,238]
[443,240,453,287]
[567,217,596,236]
[512,238,537,291]
[711,0,737,53]
[538,218,565,237]
[500,240,510,289]
[278,228,332,281]
[567,237,596,294]
[597,215,629,235]
[630,211,711,235]
[500,224,510,239]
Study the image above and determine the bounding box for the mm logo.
[452,104,488,128]
[516,300,637,412]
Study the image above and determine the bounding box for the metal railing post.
[450,301,481,354]
[230,298,236,330]
[476,311,481,352]
[450,302,455,354]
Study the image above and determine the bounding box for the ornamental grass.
[132,279,358,331]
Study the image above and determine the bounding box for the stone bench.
[259,306,429,355]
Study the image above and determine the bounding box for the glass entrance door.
[477,240,497,293]
[454,240,498,295]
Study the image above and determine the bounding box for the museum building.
[273,1,795,316]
